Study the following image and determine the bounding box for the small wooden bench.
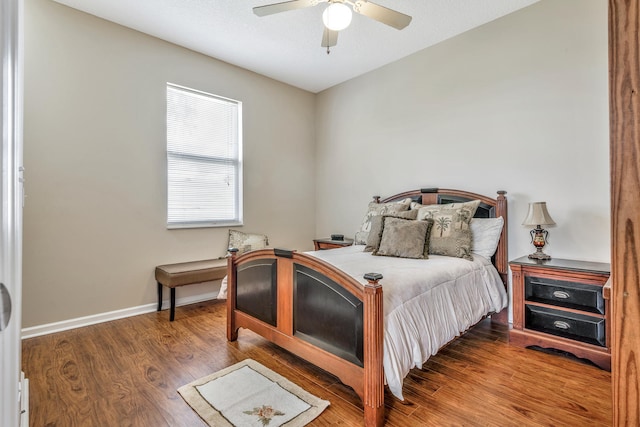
[155,258,228,321]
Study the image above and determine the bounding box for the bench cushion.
[155,259,227,288]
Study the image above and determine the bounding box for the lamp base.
[528,227,551,260]
[528,250,551,260]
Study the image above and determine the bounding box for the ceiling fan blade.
[353,1,412,30]
[253,0,318,17]
[321,27,338,47]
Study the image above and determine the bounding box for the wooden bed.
[226,188,508,426]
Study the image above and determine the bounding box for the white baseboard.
[21,292,219,339]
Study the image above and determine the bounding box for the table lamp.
[522,201,556,260]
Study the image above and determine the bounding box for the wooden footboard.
[227,248,385,426]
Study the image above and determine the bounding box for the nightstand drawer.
[525,276,604,314]
[525,305,606,347]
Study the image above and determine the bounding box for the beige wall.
[24,0,609,329]
[22,0,316,327]
[315,0,609,265]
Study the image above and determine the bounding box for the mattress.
[307,244,508,400]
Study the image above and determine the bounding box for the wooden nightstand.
[313,237,354,250]
[509,256,611,370]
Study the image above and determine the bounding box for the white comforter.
[307,245,508,400]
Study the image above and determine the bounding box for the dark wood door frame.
[609,0,640,424]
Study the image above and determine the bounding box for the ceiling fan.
[253,0,412,52]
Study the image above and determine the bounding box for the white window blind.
[166,83,242,228]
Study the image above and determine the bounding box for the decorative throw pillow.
[416,200,480,260]
[218,230,269,300]
[364,210,419,252]
[228,230,269,255]
[412,199,480,212]
[420,218,435,257]
[470,217,504,259]
[354,198,411,245]
[373,217,432,259]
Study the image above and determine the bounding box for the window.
[166,83,242,228]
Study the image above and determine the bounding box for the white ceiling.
[52,0,539,93]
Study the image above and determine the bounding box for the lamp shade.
[522,202,556,226]
[322,2,352,31]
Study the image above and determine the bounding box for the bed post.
[493,190,509,325]
[495,190,508,286]
[226,248,239,341]
[363,273,385,427]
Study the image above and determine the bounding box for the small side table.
[509,256,611,370]
[313,237,354,250]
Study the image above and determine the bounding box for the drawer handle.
[553,320,571,330]
[552,290,571,299]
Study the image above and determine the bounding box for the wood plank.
[22,301,611,426]
[609,0,640,425]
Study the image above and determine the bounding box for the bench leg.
[170,287,176,321]
[157,282,163,311]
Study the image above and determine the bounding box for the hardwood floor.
[22,300,612,426]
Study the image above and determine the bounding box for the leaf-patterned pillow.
[354,198,411,245]
[416,200,480,260]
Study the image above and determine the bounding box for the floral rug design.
[178,359,330,427]
[244,405,285,425]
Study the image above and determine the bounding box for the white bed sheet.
[307,244,508,401]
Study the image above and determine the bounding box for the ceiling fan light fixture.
[322,2,352,31]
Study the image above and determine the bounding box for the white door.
[1,0,24,426]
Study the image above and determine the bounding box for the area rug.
[178,359,330,427]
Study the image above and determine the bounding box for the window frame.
[166,83,243,229]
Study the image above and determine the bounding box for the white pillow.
[470,217,504,259]
[216,275,228,299]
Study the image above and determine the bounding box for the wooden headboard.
[375,188,508,289]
